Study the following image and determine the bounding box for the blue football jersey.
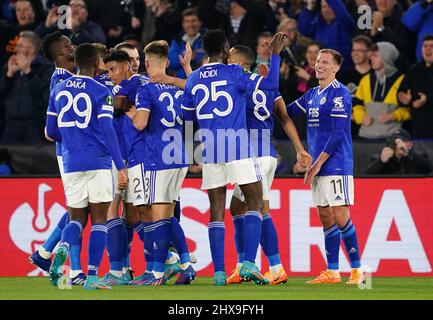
[287,79,353,176]
[181,63,264,163]
[95,71,115,91]
[245,88,281,158]
[112,74,149,165]
[47,75,117,173]
[50,67,75,156]
[134,81,187,170]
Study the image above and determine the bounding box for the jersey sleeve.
[45,89,61,142]
[286,91,309,117]
[234,65,263,92]
[135,84,152,112]
[96,88,115,120]
[181,79,196,121]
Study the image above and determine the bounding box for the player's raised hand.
[257,63,269,77]
[179,42,192,68]
[113,95,132,110]
[118,169,128,191]
[268,32,287,55]
[297,150,313,168]
[304,161,321,185]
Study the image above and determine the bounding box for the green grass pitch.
[1,277,433,300]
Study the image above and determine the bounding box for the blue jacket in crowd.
[168,31,206,79]
[297,0,355,71]
[402,1,433,62]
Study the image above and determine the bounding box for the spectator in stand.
[197,0,228,30]
[85,0,129,48]
[277,17,310,102]
[0,31,53,144]
[297,0,355,71]
[168,7,205,78]
[131,0,182,46]
[252,32,273,73]
[35,0,106,45]
[365,129,432,174]
[266,0,293,33]
[368,0,412,67]
[353,42,409,140]
[402,0,433,63]
[225,0,266,50]
[0,0,42,66]
[339,35,372,138]
[397,35,433,139]
[294,41,320,95]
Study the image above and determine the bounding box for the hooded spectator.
[353,42,410,139]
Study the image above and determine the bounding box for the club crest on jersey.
[106,95,113,105]
[319,97,326,105]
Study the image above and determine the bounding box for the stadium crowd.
[0,0,432,175]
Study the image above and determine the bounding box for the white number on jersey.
[159,91,183,127]
[192,80,233,120]
[252,90,270,121]
[57,91,92,129]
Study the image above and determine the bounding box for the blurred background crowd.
[0,0,432,176]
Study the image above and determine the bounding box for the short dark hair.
[182,7,199,19]
[203,29,228,57]
[41,31,64,60]
[319,48,343,66]
[352,35,373,50]
[114,42,137,51]
[103,49,131,64]
[423,34,433,43]
[74,43,98,69]
[232,45,255,68]
[144,40,169,58]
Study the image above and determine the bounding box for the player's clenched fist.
[118,169,128,190]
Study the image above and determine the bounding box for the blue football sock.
[70,227,83,272]
[324,224,340,270]
[232,214,245,264]
[339,219,361,269]
[169,216,190,264]
[260,214,281,268]
[107,218,125,272]
[88,224,107,276]
[152,219,171,276]
[59,220,82,250]
[43,211,70,252]
[243,211,262,263]
[208,221,225,273]
[123,222,134,268]
[174,200,181,222]
[133,222,144,243]
[143,222,154,272]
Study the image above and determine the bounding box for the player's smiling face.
[59,36,75,61]
[106,61,129,85]
[228,49,243,67]
[315,52,338,81]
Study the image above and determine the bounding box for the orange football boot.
[264,268,288,285]
[306,270,341,284]
[227,268,242,284]
[346,269,366,285]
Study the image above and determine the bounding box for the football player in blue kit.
[287,49,365,285]
[46,44,128,290]
[181,30,286,285]
[226,45,312,285]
